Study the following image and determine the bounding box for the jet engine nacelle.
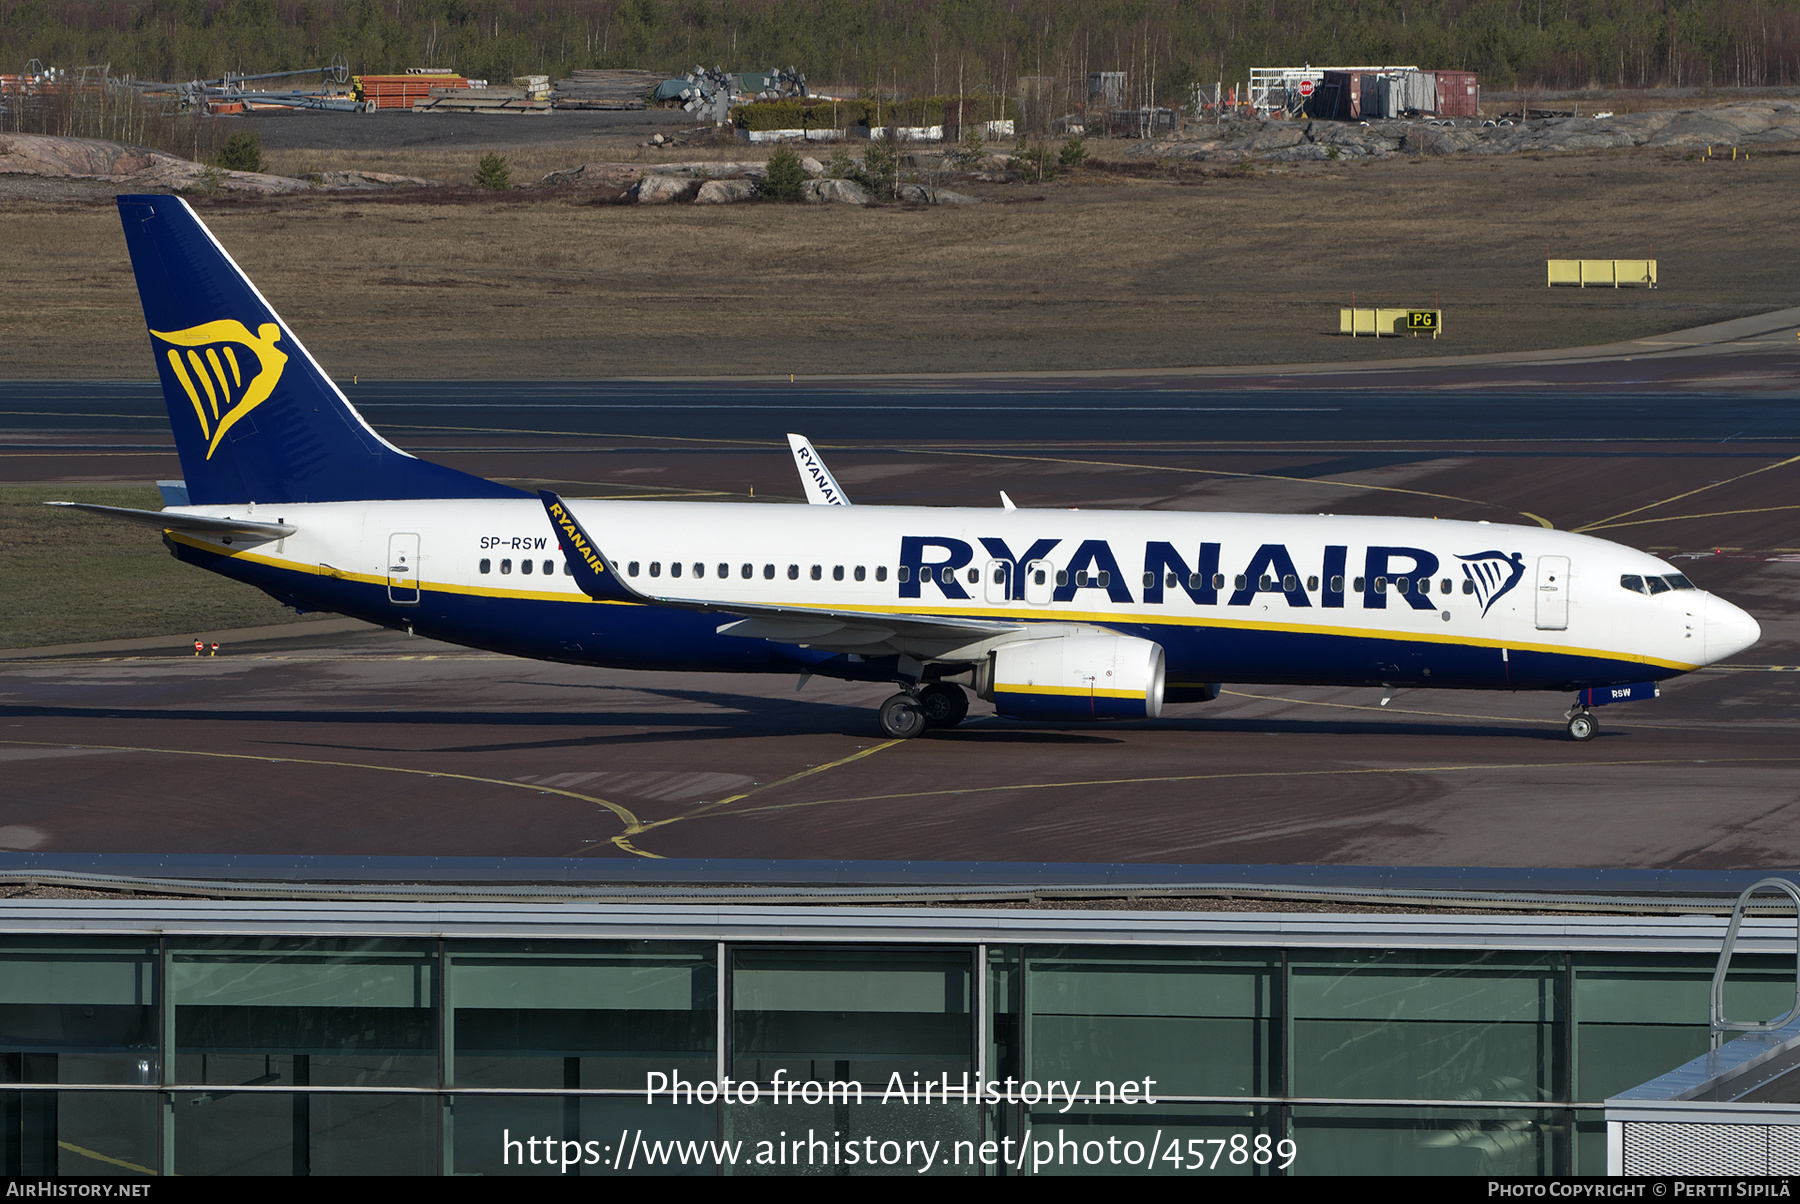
[980,633,1166,721]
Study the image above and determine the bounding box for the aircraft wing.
[540,490,1019,657]
[787,433,851,505]
[47,502,295,539]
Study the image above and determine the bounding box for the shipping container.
[1433,70,1479,117]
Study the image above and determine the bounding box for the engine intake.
[981,633,1166,721]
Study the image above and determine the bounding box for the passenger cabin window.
[742,564,753,579]
[967,568,980,584]
[1259,575,1273,591]
[670,562,681,578]
[788,565,799,580]
[1234,575,1247,591]
[876,566,888,582]
[764,564,775,579]
[1282,574,1297,591]
[629,561,640,577]
[834,566,845,581]
[1187,573,1202,590]
[1307,576,1319,591]
[1055,570,1068,587]
[1440,578,1451,594]
[1462,579,1475,595]
[1098,571,1111,587]
[855,566,866,582]
[692,563,703,578]
[479,558,491,574]
[1143,572,1155,588]
[1075,571,1089,587]
[810,565,821,581]
[650,562,661,577]
[1330,575,1344,592]
[1621,574,1648,594]
[719,563,729,578]
[1039,569,1051,586]
[522,559,533,575]
[560,561,570,576]
[501,559,513,574]
[1374,577,1387,593]
[897,566,910,583]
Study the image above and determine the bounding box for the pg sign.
[1406,310,1440,332]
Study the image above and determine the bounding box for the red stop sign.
[1299,79,1315,97]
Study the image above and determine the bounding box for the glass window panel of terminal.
[1286,950,1565,1103]
[171,1091,435,1177]
[1572,951,1793,1102]
[1287,1105,1566,1176]
[0,1089,158,1178]
[448,941,715,1090]
[451,1094,716,1177]
[1016,946,1280,1097]
[731,947,973,1088]
[0,938,158,1086]
[170,937,436,1089]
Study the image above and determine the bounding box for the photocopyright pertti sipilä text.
[501,1069,1299,1173]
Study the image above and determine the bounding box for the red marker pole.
[210,642,219,657]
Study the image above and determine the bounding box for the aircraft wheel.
[918,683,969,729]
[1567,712,1598,742]
[878,693,926,739]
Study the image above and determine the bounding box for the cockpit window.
[1645,575,1670,595]
[1620,574,1647,595]
[1665,574,1696,590]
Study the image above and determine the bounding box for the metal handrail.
[1710,876,1800,1049]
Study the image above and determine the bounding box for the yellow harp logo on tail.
[150,320,288,459]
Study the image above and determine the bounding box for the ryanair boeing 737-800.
[61,195,1762,741]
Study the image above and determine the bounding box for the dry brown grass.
[4,143,1798,380]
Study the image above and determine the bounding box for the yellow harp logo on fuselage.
[150,320,288,459]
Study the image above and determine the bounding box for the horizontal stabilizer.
[47,502,295,539]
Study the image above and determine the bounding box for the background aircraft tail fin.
[116,194,524,505]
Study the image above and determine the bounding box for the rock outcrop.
[0,133,440,192]
[1135,99,1800,164]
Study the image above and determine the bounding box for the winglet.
[787,433,852,505]
[538,492,640,603]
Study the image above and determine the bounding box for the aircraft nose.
[1703,594,1761,664]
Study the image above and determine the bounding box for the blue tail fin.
[116,194,524,505]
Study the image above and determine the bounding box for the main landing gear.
[877,683,969,739]
[1565,706,1598,742]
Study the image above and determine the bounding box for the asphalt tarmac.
[4,369,1800,867]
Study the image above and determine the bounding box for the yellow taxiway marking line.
[1578,503,1800,533]
[1573,454,1800,533]
[575,738,907,857]
[0,739,643,833]
[58,1140,158,1175]
[1216,688,1732,730]
[720,756,1800,820]
[1518,511,1554,529]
